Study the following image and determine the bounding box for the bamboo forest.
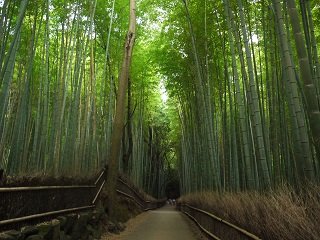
[1,0,320,239]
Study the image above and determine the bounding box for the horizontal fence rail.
[0,186,97,227]
[0,168,106,231]
[180,204,261,240]
[0,169,164,231]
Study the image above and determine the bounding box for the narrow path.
[103,204,204,240]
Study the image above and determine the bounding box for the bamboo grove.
[1,0,320,196]
[154,0,320,193]
[0,0,172,198]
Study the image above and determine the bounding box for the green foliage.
[1,0,320,196]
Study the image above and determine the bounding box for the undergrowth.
[178,184,320,240]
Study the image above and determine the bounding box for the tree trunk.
[106,0,136,219]
[123,77,133,174]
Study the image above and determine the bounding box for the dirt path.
[102,204,205,240]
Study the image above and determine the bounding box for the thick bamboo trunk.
[107,0,136,219]
[273,0,314,181]
[287,0,320,158]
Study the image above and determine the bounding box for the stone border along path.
[102,204,206,240]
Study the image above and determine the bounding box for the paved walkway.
[104,204,202,240]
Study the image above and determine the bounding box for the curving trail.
[103,204,204,240]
